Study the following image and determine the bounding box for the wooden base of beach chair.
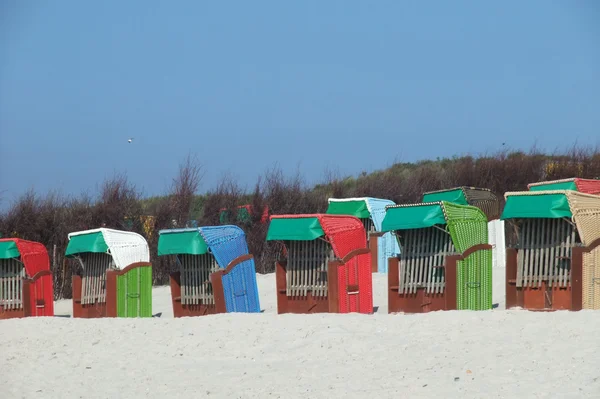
[0,306,26,319]
[275,260,338,314]
[73,262,152,318]
[0,270,53,319]
[387,257,457,313]
[369,233,383,273]
[506,248,584,311]
[72,275,108,318]
[171,254,259,317]
[170,271,219,317]
[388,244,492,313]
[276,248,372,314]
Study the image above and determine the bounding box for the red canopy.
[0,238,50,277]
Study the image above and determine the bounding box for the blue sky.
[1,1,599,204]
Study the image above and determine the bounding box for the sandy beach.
[2,268,599,398]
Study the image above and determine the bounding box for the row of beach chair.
[2,177,600,319]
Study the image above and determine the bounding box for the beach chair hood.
[383,201,491,311]
[527,178,600,195]
[502,189,600,310]
[422,186,500,220]
[158,225,260,314]
[502,190,600,247]
[0,238,50,277]
[158,225,250,268]
[267,214,367,259]
[65,228,150,270]
[382,201,489,252]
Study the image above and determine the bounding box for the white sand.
[2,268,599,398]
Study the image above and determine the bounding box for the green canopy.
[0,240,20,259]
[158,230,209,256]
[326,200,371,219]
[422,189,468,205]
[382,203,447,231]
[529,180,577,192]
[501,193,572,219]
[65,232,109,256]
[266,217,325,241]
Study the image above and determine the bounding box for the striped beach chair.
[66,228,152,318]
[502,190,600,310]
[0,239,54,319]
[158,225,260,317]
[326,197,400,273]
[382,201,492,313]
[266,214,373,314]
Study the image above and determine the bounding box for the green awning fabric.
[65,232,109,256]
[0,240,20,259]
[326,200,371,218]
[266,217,325,241]
[158,230,209,256]
[382,204,448,231]
[422,189,468,205]
[501,194,572,219]
[529,181,577,192]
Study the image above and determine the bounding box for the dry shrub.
[149,153,204,283]
[200,172,243,226]
[171,154,204,227]
[3,145,600,293]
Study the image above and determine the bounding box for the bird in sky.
[127,137,134,143]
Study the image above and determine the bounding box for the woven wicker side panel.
[101,229,150,269]
[582,250,600,309]
[456,248,492,310]
[444,204,490,309]
[199,225,249,269]
[575,180,600,195]
[569,193,600,309]
[449,221,489,309]
[474,200,499,221]
[464,189,500,220]
[573,212,600,309]
[365,198,401,273]
[318,215,366,259]
[221,257,261,313]
[336,251,372,314]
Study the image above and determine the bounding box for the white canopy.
[67,228,150,270]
